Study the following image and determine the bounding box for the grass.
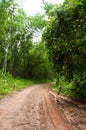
[0,72,50,99]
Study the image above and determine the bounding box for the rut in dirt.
[0,84,72,130]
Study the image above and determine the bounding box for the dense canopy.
[42,0,86,99]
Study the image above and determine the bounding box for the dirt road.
[0,84,72,130]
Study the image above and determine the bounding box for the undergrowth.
[53,76,74,96]
[52,76,86,102]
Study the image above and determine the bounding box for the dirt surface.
[0,84,72,130]
[50,91,86,130]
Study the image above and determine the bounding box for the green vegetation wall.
[0,0,54,80]
[42,0,86,99]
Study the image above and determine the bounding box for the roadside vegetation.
[0,74,31,98]
[0,71,36,98]
[52,76,86,101]
[0,70,51,98]
[42,0,86,101]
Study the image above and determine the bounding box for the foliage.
[0,71,34,98]
[29,13,47,31]
[53,76,74,96]
[42,0,54,14]
[27,42,54,80]
[0,0,54,80]
[53,76,86,101]
[42,0,86,99]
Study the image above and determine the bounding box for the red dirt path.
[0,84,73,130]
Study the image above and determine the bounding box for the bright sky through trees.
[17,0,64,42]
[21,0,64,16]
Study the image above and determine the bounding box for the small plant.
[53,76,74,96]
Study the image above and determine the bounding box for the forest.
[0,0,86,100]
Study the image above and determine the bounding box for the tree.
[0,0,54,80]
[0,0,17,75]
[42,0,86,98]
[42,0,55,14]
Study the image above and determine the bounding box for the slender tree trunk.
[2,47,8,77]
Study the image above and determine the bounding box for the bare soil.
[0,84,72,130]
[50,91,86,130]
